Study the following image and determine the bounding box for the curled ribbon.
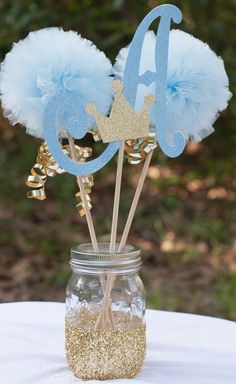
[73,147,94,217]
[90,129,157,165]
[125,129,157,165]
[26,142,60,201]
[26,142,94,217]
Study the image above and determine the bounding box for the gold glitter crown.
[86,80,155,143]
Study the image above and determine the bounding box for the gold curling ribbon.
[125,130,157,165]
[89,130,102,142]
[26,142,94,217]
[26,142,60,200]
[73,146,94,217]
[89,128,156,165]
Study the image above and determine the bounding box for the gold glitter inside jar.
[65,310,146,380]
[65,243,146,380]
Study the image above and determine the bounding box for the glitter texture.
[65,310,146,380]
[86,80,155,143]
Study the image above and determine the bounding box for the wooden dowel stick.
[95,142,125,330]
[67,131,99,253]
[109,142,125,253]
[118,150,153,252]
[95,273,116,330]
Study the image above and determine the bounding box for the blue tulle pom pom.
[114,29,232,143]
[0,27,113,138]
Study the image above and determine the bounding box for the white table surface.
[0,302,235,384]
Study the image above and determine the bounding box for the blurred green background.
[0,0,235,320]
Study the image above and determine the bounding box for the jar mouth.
[70,243,141,272]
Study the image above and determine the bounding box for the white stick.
[67,132,99,253]
[109,142,125,253]
[118,150,153,252]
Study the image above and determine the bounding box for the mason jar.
[65,243,146,380]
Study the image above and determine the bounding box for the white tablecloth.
[0,302,235,384]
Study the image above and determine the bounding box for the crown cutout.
[86,80,155,143]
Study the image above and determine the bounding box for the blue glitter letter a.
[123,4,185,158]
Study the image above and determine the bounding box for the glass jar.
[65,243,146,380]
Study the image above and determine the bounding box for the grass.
[215,274,236,319]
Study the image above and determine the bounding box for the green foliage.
[215,274,236,319]
[189,215,231,245]
[148,288,185,312]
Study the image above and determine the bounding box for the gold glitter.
[65,310,146,380]
[86,80,155,143]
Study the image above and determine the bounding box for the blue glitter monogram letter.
[43,92,120,176]
[123,4,185,158]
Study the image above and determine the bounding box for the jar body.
[65,245,146,380]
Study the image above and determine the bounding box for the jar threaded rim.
[70,243,141,272]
